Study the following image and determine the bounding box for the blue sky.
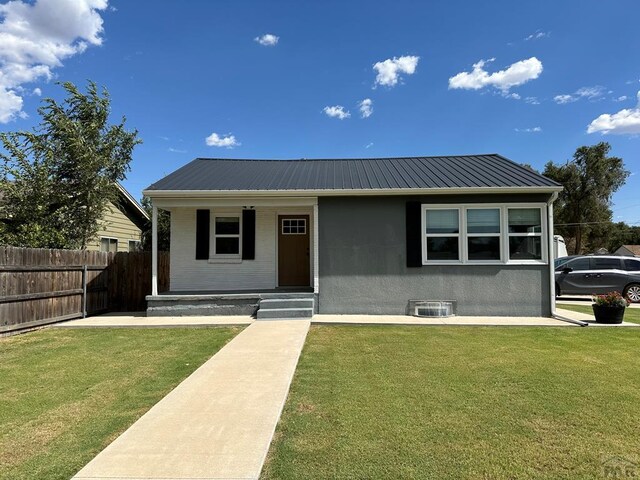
[1,0,639,223]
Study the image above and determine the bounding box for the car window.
[591,257,623,270]
[624,259,640,271]
[564,258,590,271]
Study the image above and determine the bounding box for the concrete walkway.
[73,320,310,480]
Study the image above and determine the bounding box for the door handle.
[583,274,591,278]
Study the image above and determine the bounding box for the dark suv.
[555,255,640,302]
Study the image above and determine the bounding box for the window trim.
[423,207,462,264]
[128,239,141,252]
[210,210,242,260]
[421,203,547,266]
[281,218,307,235]
[99,236,118,253]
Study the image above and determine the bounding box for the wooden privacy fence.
[0,246,169,334]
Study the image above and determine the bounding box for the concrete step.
[259,298,314,310]
[257,307,314,320]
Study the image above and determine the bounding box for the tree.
[140,196,171,252]
[543,142,629,254]
[0,81,141,249]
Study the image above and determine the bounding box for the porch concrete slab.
[312,314,573,326]
[56,313,254,328]
[556,307,639,327]
[73,319,310,480]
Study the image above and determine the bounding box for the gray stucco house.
[143,155,562,318]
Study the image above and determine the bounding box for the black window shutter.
[242,209,256,260]
[195,209,210,260]
[406,202,422,267]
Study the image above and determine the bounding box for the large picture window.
[421,204,546,265]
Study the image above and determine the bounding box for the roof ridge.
[193,154,502,162]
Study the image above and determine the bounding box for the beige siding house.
[87,185,149,253]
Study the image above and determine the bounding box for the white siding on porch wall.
[169,207,313,291]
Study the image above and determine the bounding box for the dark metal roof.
[145,155,561,192]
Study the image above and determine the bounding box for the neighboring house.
[143,155,562,318]
[86,184,149,253]
[613,245,640,257]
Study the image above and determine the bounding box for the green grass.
[0,326,241,480]
[558,303,640,324]
[262,326,640,480]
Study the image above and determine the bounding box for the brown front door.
[278,215,310,287]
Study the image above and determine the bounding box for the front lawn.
[263,326,640,479]
[0,327,241,480]
[558,303,640,324]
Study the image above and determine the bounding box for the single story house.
[613,245,640,257]
[86,184,149,253]
[143,155,562,318]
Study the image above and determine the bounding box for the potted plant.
[592,292,630,324]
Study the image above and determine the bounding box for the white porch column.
[151,204,158,296]
[548,197,556,314]
[313,202,319,293]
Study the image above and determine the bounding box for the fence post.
[82,264,87,318]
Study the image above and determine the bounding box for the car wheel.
[624,284,640,303]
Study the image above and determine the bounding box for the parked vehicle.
[555,255,640,302]
[553,235,568,259]
[554,255,579,269]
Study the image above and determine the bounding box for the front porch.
[148,197,319,318]
[146,289,317,318]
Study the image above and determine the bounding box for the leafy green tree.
[543,142,629,254]
[140,195,171,252]
[0,81,141,248]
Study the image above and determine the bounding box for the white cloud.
[32,87,42,96]
[614,95,629,102]
[358,98,373,118]
[553,94,576,104]
[365,142,373,149]
[587,91,640,135]
[448,57,543,94]
[0,0,107,123]
[373,55,419,87]
[525,96,540,105]
[254,34,279,46]
[515,126,542,133]
[323,105,350,119]
[168,147,187,153]
[524,30,550,41]
[554,85,606,104]
[205,132,241,148]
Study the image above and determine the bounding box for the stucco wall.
[318,195,552,316]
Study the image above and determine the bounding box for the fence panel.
[0,247,169,333]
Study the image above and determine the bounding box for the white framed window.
[128,240,141,252]
[507,208,543,261]
[282,218,307,235]
[421,204,547,265]
[100,237,118,253]
[213,215,241,257]
[424,208,461,262]
[466,208,501,262]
